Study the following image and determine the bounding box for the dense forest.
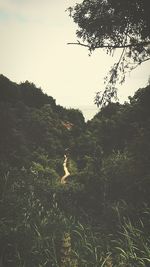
[0,74,150,266]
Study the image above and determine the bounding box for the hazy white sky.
[0,0,150,118]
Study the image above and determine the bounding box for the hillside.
[0,74,85,168]
[0,75,150,266]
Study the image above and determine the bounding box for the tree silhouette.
[68,0,150,106]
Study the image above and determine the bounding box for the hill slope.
[0,75,150,266]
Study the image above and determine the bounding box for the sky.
[0,0,150,120]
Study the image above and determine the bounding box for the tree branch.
[142,57,150,63]
[130,57,150,71]
[67,40,150,49]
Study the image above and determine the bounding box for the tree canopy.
[68,0,150,106]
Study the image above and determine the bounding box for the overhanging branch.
[67,40,150,49]
[130,57,150,71]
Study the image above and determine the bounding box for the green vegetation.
[0,74,150,266]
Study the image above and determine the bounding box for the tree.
[68,0,150,106]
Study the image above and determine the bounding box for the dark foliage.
[0,75,150,266]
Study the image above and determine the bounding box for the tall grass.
[69,204,150,267]
[71,222,112,266]
[113,218,150,266]
[1,170,150,267]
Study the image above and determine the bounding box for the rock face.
[62,121,74,130]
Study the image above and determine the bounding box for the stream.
[60,155,70,184]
